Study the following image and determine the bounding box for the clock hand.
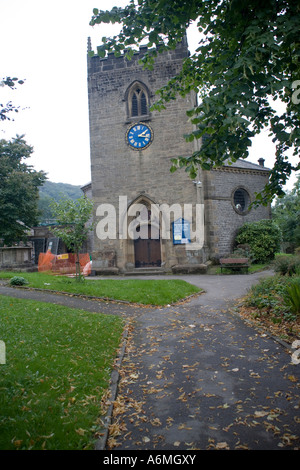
[138,130,148,137]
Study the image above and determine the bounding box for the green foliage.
[0,76,25,121]
[232,245,252,259]
[9,276,28,286]
[272,175,300,248]
[284,279,300,314]
[245,274,300,320]
[0,136,47,245]
[246,275,286,310]
[235,220,281,263]
[274,254,300,276]
[50,196,94,280]
[89,0,300,203]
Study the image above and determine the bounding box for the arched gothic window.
[127,82,149,118]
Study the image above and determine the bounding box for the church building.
[84,36,270,274]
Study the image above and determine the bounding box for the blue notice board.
[172,218,191,244]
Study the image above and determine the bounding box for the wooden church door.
[134,225,161,268]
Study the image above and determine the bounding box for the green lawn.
[0,271,201,305]
[0,296,124,450]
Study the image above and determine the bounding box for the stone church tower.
[86,37,270,274]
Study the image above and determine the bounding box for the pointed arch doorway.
[134,224,161,268]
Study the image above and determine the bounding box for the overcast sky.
[1,0,298,190]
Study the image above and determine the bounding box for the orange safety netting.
[38,252,91,276]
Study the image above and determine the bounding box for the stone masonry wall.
[204,166,271,258]
[87,40,203,271]
[87,39,271,271]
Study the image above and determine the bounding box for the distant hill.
[39,181,83,201]
[38,181,83,224]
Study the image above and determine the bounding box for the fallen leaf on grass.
[13,440,23,447]
[39,433,54,439]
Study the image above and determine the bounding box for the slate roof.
[224,158,270,172]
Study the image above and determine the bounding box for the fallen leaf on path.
[288,375,297,383]
[150,418,161,427]
[254,411,269,418]
[178,424,192,430]
[216,442,229,449]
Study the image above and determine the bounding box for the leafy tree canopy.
[50,196,94,280]
[1,77,25,122]
[272,174,300,247]
[90,0,300,203]
[0,136,47,245]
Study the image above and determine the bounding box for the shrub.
[9,276,29,286]
[232,244,252,259]
[274,255,300,276]
[274,255,293,275]
[235,220,281,264]
[284,279,300,315]
[245,275,287,310]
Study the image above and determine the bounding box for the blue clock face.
[126,123,153,150]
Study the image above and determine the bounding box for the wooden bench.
[220,258,249,273]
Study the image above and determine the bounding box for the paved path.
[1,271,299,450]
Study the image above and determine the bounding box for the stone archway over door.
[134,225,161,268]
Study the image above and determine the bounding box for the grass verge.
[0,271,201,305]
[0,296,124,450]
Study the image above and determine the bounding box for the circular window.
[232,188,251,214]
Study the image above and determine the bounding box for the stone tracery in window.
[126,82,149,118]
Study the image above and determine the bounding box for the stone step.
[124,267,166,276]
